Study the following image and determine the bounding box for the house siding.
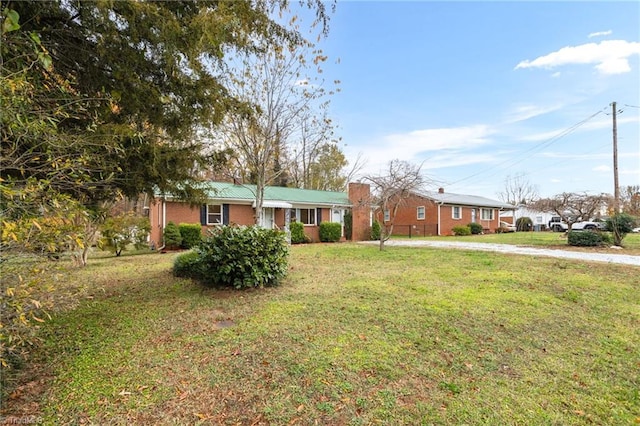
[372,193,504,237]
[149,201,343,246]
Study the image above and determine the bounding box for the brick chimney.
[348,182,371,241]
[438,187,444,194]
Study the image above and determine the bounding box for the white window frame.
[294,208,316,226]
[417,206,425,220]
[383,209,390,222]
[481,208,494,221]
[452,206,461,220]
[207,204,223,225]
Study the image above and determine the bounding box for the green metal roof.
[203,182,351,207]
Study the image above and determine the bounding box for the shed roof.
[199,181,351,207]
[416,190,515,209]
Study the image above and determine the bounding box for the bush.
[344,211,353,240]
[194,225,289,289]
[100,213,150,256]
[568,230,611,247]
[606,213,635,246]
[179,223,202,249]
[516,217,533,232]
[468,222,483,235]
[163,221,182,249]
[319,222,342,242]
[370,221,381,240]
[173,250,203,279]
[290,221,310,244]
[452,225,471,236]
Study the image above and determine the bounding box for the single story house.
[500,205,556,231]
[148,181,372,246]
[376,188,516,236]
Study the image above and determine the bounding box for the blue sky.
[310,1,640,199]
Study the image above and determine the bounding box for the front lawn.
[4,244,639,424]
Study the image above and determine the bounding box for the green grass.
[405,231,640,253]
[4,244,640,425]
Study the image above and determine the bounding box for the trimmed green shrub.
[195,225,288,289]
[344,211,353,240]
[290,221,309,244]
[516,217,533,232]
[179,223,203,249]
[452,225,471,236]
[568,230,611,247]
[370,221,381,240]
[163,221,182,249]
[606,213,635,246]
[173,250,203,279]
[319,222,342,242]
[468,222,483,235]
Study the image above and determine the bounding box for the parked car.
[499,221,517,232]
[548,216,605,232]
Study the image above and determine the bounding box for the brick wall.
[348,182,371,241]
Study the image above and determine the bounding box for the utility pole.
[611,101,620,213]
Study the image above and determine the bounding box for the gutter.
[437,202,443,236]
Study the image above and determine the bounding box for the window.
[207,204,222,224]
[452,206,461,219]
[383,209,390,222]
[536,216,543,223]
[417,206,425,220]
[294,208,316,225]
[481,208,494,220]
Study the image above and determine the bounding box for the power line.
[447,109,605,186]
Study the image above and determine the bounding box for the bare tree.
[530,192,607,231]
[365,160,427,250]
[217,43,333,225]
[498,173,539,205]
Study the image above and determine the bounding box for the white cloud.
[515,40,640,75]
[503,103,563,124]
[551,71,562,78]
[346,125,495,177]
[592,165,611,172]
[588,30,612,38]
[550,178,562,183]
[422,152,498,170]
[385,125,494,152]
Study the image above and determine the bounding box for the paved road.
[362,240,640,267]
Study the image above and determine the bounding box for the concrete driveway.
[362,240,640,267]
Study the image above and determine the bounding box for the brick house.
[374,188,515,236]
[148,181,372,247]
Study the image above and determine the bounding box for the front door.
[332,208,344,237]
[262,208,274,229]
[471,208,476,223]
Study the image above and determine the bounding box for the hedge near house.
[319,222,342,242]
[290,221,309,244]
[452,225,471,236]
[179,223,203,249]
[468,222,483,235]
[163,222,182,249]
